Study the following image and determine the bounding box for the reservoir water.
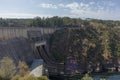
[49,73,120,80]
[93,74,120,80]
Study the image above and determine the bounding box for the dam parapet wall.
[0,27,57,40]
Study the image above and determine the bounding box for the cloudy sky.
[0,0,119,20]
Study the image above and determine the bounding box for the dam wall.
[0,37,35,64]
[0,27,57,40]
[0,27,58,65]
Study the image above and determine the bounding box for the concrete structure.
[0,27,63,76]
[0,27,57,40]
[0,38,34,64]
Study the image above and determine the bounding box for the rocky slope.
[50,25,120,74]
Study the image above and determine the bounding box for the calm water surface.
[93,74,120,80]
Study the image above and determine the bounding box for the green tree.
[19,75,37,80]
[81,74,93,80]
[37,76,49,80]
[17,61,29,77]
[11,75,21,80]
[0,57,16,80]
[12,61,31,80]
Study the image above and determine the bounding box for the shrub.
[11,75,21,80]
[12,75,38,80]
[19,75,37,80]
[81,74,93,80]
[0,57,16,80]
[37,76,49,80]
[17,61,29,77]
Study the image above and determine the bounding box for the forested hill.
[49,24,120,73]
[0,16,120,27]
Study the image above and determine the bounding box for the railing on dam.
[34,41,46,47]
[0,27,58,40]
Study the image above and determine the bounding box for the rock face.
[0,37,35,65]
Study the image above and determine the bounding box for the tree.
[37,76,49,80]
[19,75,37,80]
[0,57,16,80]
[12,75,49,80]
[12,61,31,80]
[17,61,29,77]
[81,74,93,80]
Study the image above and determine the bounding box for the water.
[93,74,120,80]
[49,74,120,80]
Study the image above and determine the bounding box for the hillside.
[50,23,120,73]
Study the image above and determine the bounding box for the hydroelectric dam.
[0,27,64,75]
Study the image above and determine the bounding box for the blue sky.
[0,0,119,20]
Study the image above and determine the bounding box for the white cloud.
[39,3,58,9]
[65,2,79,10]
[58,2,95,15]
[89,2,95,5]
[58,2,91,11]
[58,4,65,7]
[39,2,95,14]
[38,2,120,20]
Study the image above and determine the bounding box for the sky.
[0,0,119,20]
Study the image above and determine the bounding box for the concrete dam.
[0,27,63,75]
[0,38,34,64]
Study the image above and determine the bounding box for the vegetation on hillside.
[50,22,120,73]
[0,16,120,27]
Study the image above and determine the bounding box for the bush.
[0,57,16,80]
[12,61,31,80]
[37,76,49,80]
[12,75,49,80]
[12,75,37,80]
[11,75,21,80]
[81,74,93,80]
[17,61,29,77]
[19,75,37,80]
